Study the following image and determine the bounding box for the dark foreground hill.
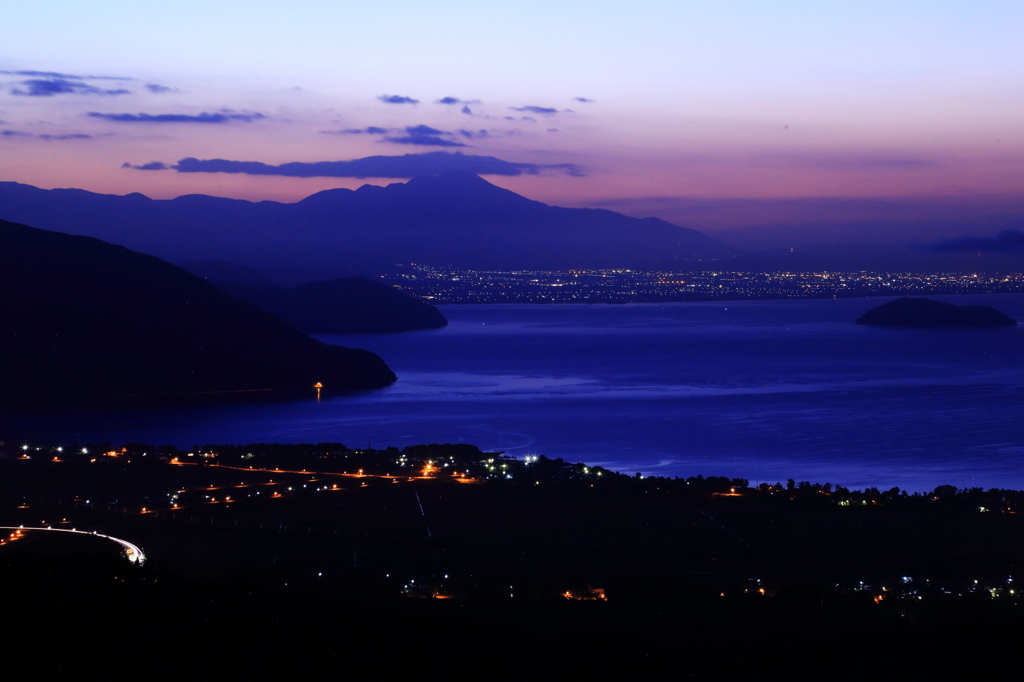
[197,275,448,334]
[0,172,730,283]
[0,220,396,407]
[4,444,1024,677]
[856,297,1018,328]
[177,259,281,287]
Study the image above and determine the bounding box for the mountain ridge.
[190,273,450,334]
[0,173,729,284]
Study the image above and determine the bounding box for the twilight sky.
[2,0,1022,232]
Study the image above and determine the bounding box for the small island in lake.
[855,297,1018,328]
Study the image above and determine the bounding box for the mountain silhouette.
[177,261,447,333]
[0,220,396,407]
[177,260,282,287]
[0,172,730,283]
[208,277,449,334]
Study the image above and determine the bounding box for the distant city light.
[379,265,1024,304]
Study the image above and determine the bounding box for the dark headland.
[856,296,1018,328]
[0,220,396,407]
[203,276,448,334]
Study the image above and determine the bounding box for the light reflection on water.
[4,295,1023,491]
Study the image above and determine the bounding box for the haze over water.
[8,295,1022,492]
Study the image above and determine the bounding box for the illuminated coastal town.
[4,439,1022,604]
[7,438,1024,674]
[382,266,1024,304]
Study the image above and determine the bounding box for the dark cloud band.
[437,96,481,105]
[0,69,132,80]
[87,111,266,123]
[379,94,419,104]
[121,161,170,170]
[130,151,584,178]
[383,135,466,147]
[321,124,465,146]
[382,124,465,147]
[321,126,392,135]
[2,129,91,140]
[510,105,558,114]
[11,78,131,97]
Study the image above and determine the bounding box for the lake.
[5,294,1022,491]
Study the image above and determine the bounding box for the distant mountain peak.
[299,170,536,211]
[388,171,537,207]
[406,169,495,187]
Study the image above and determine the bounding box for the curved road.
[0,525,146,564]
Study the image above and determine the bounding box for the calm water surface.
[5,295,1023,491]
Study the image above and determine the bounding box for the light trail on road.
[0,525,146,564]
